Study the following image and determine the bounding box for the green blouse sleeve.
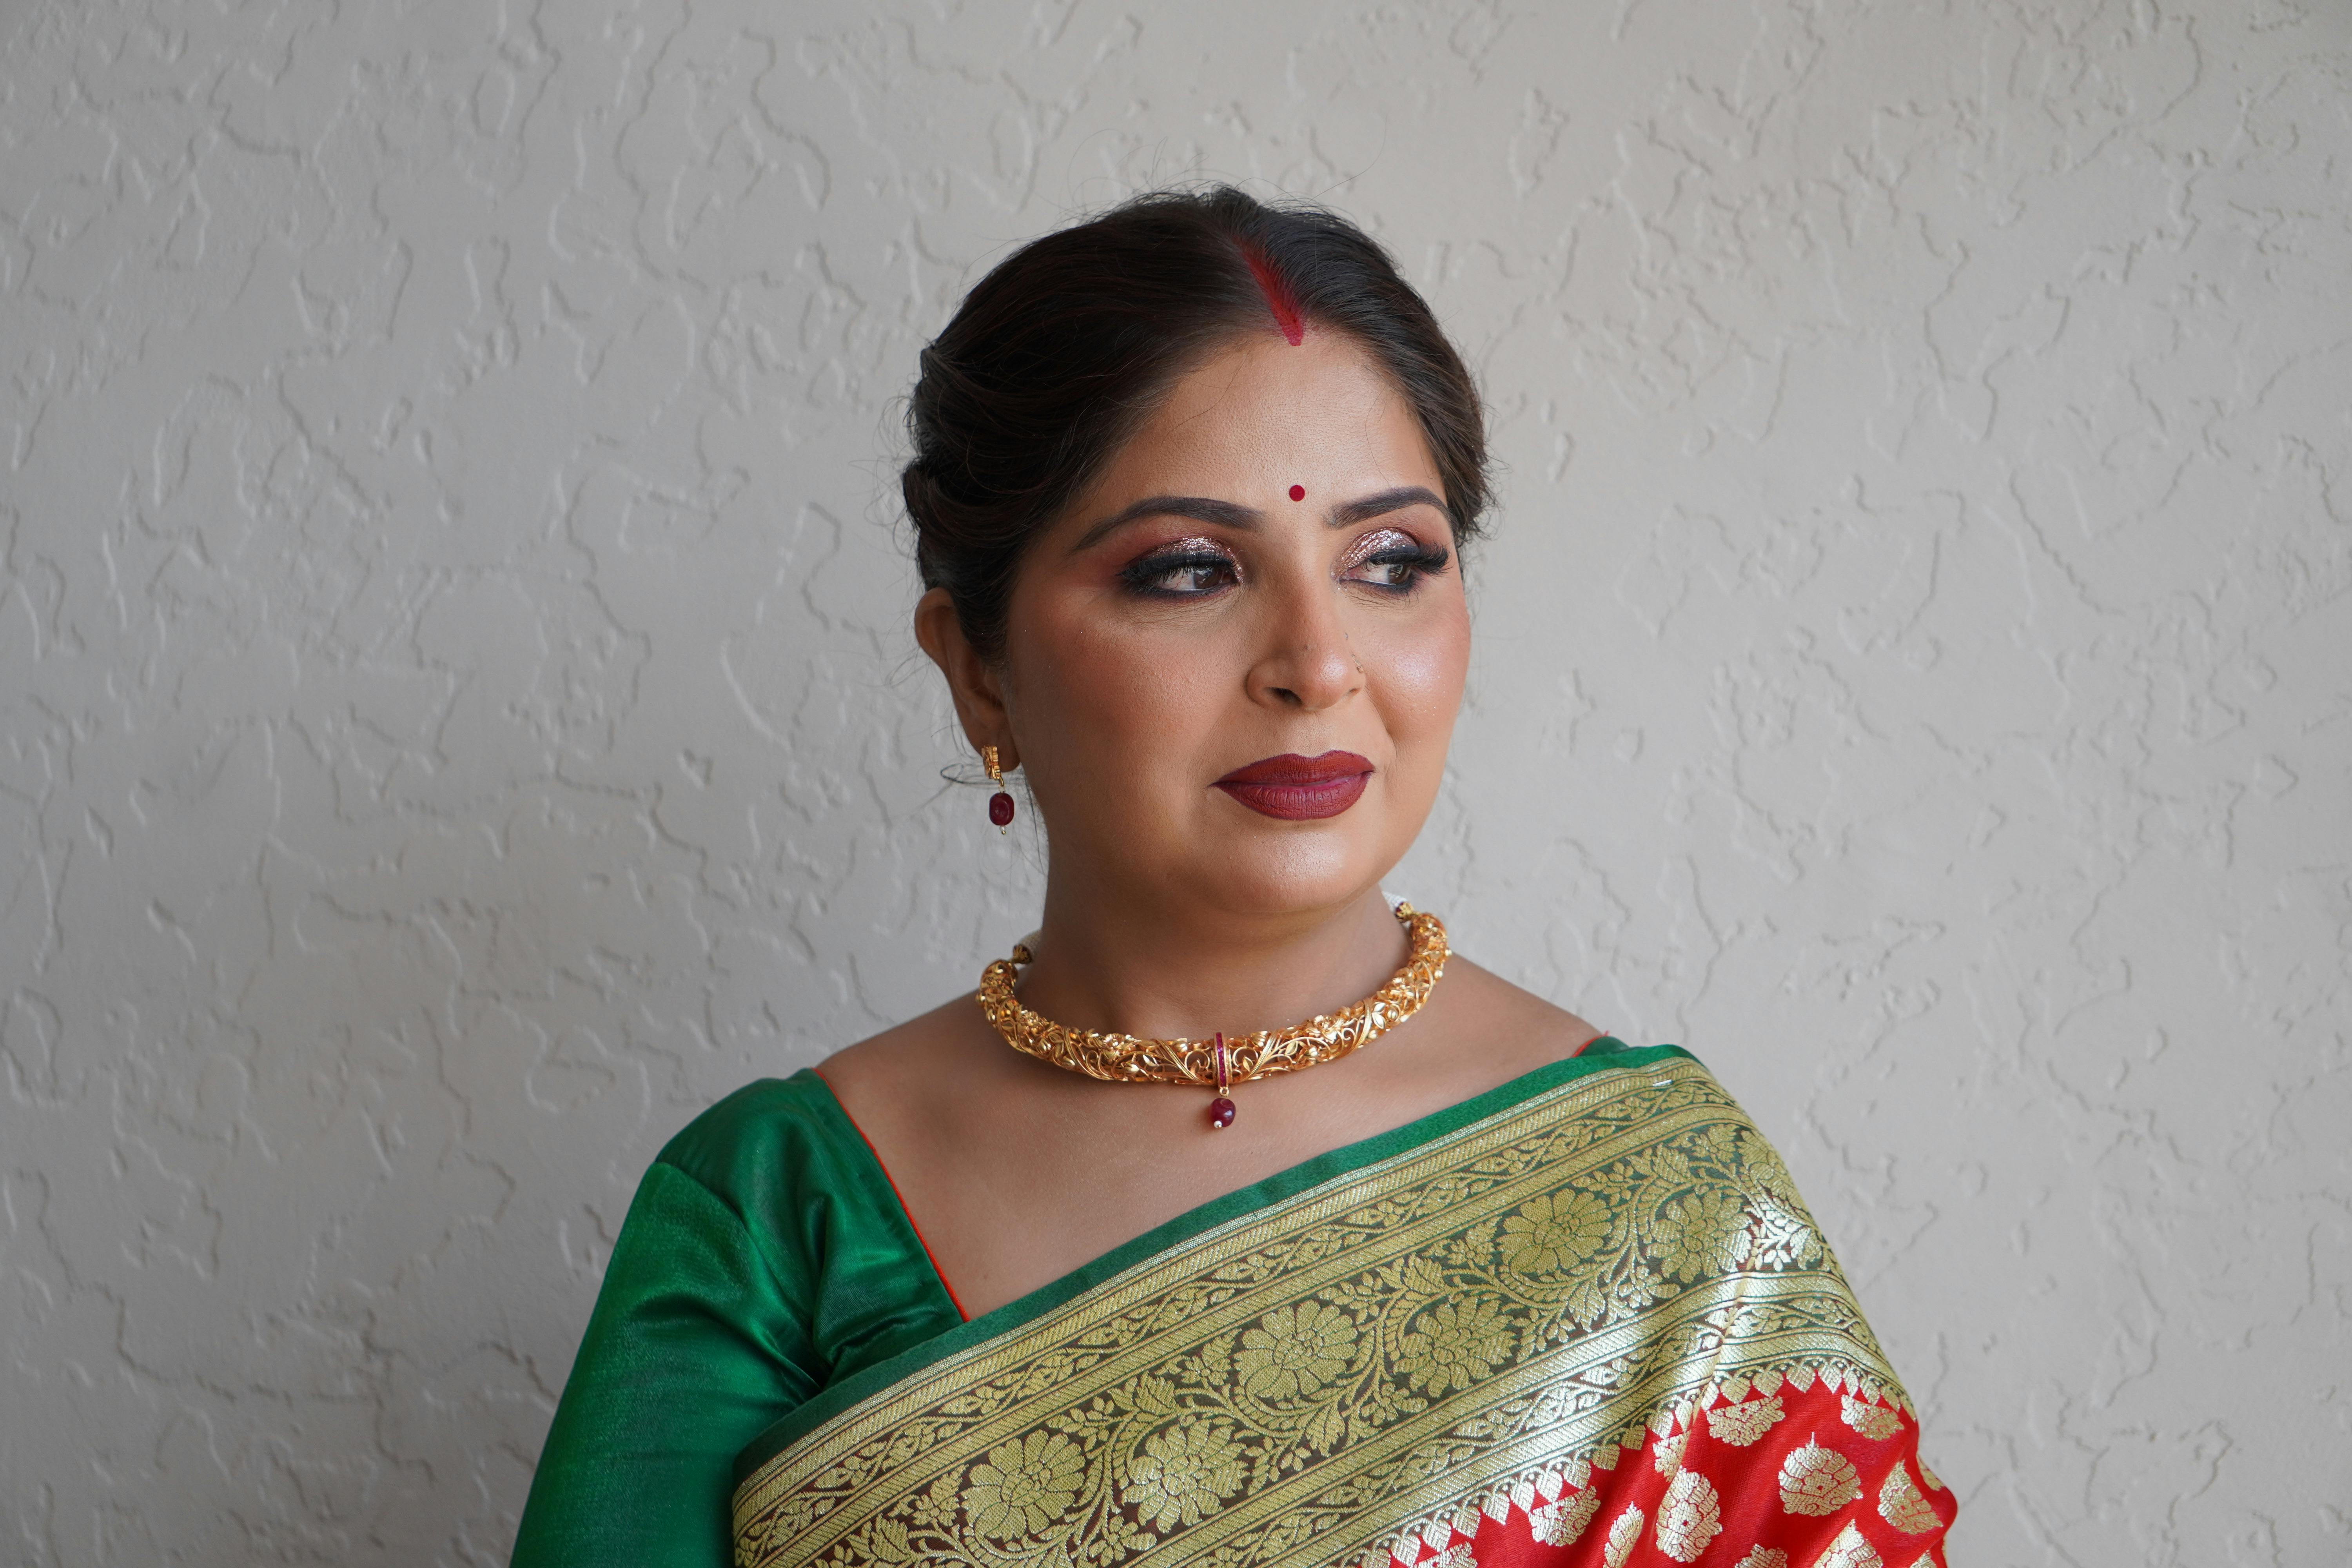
[510,1074,962,1568]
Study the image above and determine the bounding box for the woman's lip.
[1215,751,1375,786]
[1213,752,1374,820]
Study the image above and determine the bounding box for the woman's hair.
[903,186,1490,661]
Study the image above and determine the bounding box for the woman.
[511,189,1953,1568]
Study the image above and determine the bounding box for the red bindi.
[1289,484,1306,502]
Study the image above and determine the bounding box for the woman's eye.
[1121,551,1240,598]
[1343,542,1452,592]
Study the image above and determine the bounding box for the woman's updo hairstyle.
[904,185,1490,661]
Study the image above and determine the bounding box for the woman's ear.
[914,587,1018,769]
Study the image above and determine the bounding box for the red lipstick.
[1213,751,1374,820]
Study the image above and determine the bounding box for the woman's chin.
[1187,831,1402,921]
[1050,788,1423,922]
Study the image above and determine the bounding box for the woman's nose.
[1245,576,1362,711]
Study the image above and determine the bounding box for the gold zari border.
[732,1058,1908,1568]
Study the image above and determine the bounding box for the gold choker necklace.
[975,902,1449,1129]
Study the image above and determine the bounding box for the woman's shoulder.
[1430,954,1608,1077]
[651,1070,861,1200]
[811,994,1011,1140]
[816,995,982,1078]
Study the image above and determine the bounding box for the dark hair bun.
[904,186,1489,660]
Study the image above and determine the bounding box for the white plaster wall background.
[0,0,2345,1562]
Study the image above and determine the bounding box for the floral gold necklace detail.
[976,902,1449,1129]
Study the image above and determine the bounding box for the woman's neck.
[1012,878,1412,1042]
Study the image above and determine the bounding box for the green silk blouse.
[508,1073,961,1568]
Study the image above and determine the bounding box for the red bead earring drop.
[982,745,1014,829]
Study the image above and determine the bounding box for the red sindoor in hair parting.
[1242,245,1306,346]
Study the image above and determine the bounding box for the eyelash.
[1347,540,1454,592]
[1118,540,1454,599]
[1120,548,1239,599]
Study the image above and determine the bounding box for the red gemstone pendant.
[988,791,1015,828]
[1207,1031,1234,1128]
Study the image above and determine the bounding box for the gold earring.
[982,746,1014,830]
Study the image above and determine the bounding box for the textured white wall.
[2,2,2346,1563]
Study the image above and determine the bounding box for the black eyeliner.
[1352,541,1452,590]
[1118,546,1240,597]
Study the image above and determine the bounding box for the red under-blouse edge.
[813,1070,971,1322]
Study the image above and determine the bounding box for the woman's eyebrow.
[1070,495,1260,552]
[1070,485,1447,553]
[1327,486,1450,528]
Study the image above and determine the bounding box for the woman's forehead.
[1096,334,1437,495]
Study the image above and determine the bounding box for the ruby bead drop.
[988,791,1015,827]
[1208,1096,1237,1129]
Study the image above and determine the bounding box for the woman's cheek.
[1373,609,1470,748]
[1025,597,1216,775]
[1093,632,1201,748]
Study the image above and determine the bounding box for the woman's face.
[987,329,1470,921]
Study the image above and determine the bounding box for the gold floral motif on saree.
[1842,1393,1904,1441]
[732,1059,1916,1568]
[1706,1392,1785,1446]
[1529,1483,1600,1546]
[1877,1466,1941,1534]
[1816,1521,1884,1568]
[1653,1470,1722,1561]
[1779,1440,1864,1517]
[1601,1504,1645,1568]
